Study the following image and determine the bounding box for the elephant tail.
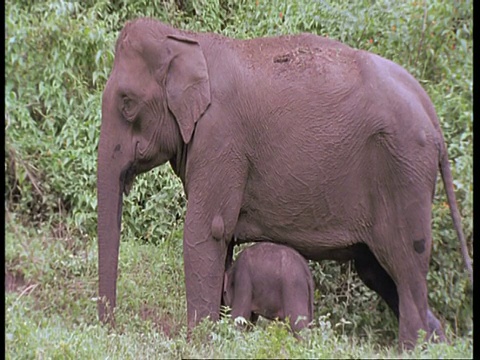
[439,144,473,285]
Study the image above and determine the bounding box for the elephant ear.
[164,35,211,144]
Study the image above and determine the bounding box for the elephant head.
[97,19,211,324]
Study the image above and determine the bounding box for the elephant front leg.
[182,192,244,329]
[183,220,227,329]
[181,152,247,329]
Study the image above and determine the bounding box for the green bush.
[5,0,472,346]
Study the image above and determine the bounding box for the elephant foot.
[427,310,447,343]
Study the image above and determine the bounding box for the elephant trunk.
[97,124,132,325]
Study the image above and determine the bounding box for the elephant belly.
[234,168,371,258]
[233,211,365,261]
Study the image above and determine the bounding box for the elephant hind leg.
[363,163,447,348]
[354,243,445,342]
[426,310,446,343]
[370,241,431,350]
[354,243,399,317]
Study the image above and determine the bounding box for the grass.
[5,216,473,359]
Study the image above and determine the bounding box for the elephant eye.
[122,97,136,122]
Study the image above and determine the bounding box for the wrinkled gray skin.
[97,18,472,350]
[223,242,314,333]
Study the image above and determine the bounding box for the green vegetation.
[5,0,472,358]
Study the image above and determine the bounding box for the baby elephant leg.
[230,272,254,326]
[283,284,312,333]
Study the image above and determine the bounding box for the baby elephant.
[223,242,314,333]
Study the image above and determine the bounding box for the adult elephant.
[97,18,472,349]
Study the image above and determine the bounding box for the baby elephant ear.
[164,35,211,144]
